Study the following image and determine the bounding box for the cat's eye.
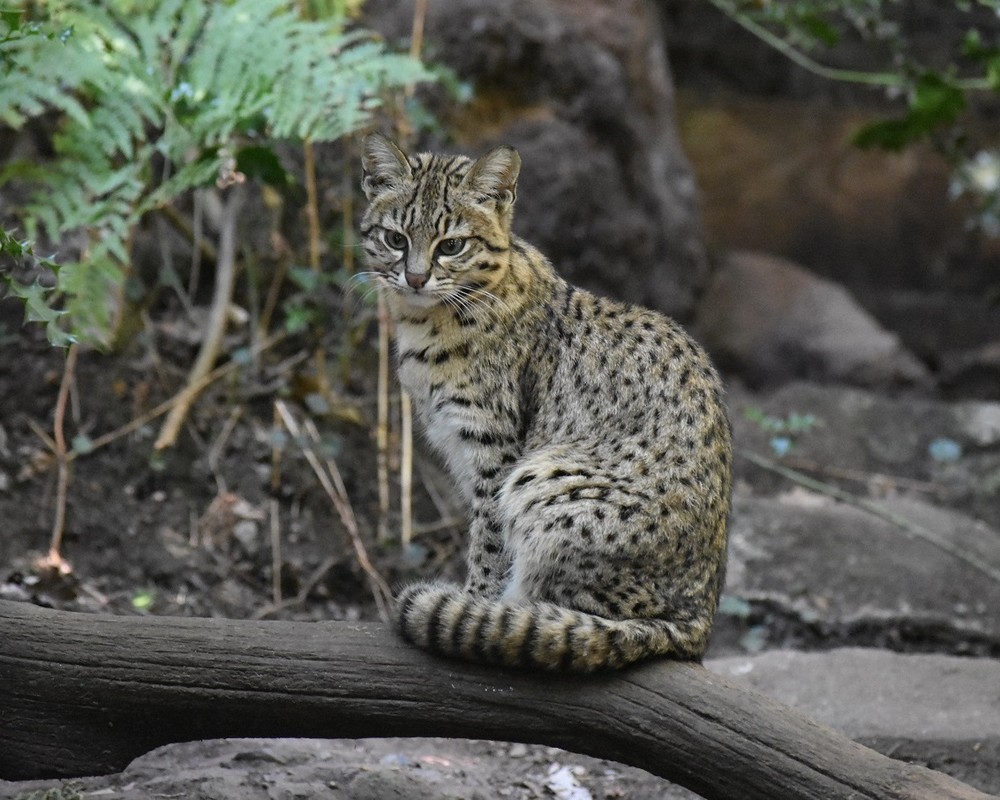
[436,238,465,257]
[384,230,408,250]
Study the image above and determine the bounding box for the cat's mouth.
[382,276,443,307]
[396,289,441,308]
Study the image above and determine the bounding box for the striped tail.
[393,582,709,672]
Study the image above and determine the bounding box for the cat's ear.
[460,145,520,209]
[362,133,413,200]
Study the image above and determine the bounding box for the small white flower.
[964,150,1000,195]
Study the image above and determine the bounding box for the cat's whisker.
[343,271,383,294]
[341,271,393,312]
[447,284,509,324]
[460,284,508,312]
[443,289,502,326]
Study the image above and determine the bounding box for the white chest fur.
[395,327,481,502]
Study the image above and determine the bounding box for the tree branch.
[0,600,989,800]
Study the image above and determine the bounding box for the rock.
[348,764,481,800]
[721,492,1000,650]
[941,340,1000,400]
[0,738,701,800]
[696,252,929,388]
[708,648,1000,794]
[728,381,1000,528]
[364,0,707,319]
[862,292,1000,400]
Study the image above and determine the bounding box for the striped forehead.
[386,154,473,231]
[370,153,486,238]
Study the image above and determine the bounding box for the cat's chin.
[395,290,442,309]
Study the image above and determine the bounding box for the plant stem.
[304,139,322,273]
[274,401,392,620]
[708,0,992,91]
[44,342,79,573]
[155,184,245,450]
[400,389,413,546]
[386,0,429,549]
[409,0,428,68]
[269,498,282,607]
[303,137,338,413]
[376,292,392,543]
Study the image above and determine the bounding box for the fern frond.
[2,0,437,347]
[58,256,124,343]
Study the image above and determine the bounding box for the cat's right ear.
[362,133,413,200]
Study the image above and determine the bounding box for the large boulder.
[720,492,1000,652]
[364,0,707,319]
[711,649,1000,794]
[696,251,930,388]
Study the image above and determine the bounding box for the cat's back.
[530,279,730,464]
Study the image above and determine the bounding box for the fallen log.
[0,599,990,800]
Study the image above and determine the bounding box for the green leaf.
[132,589,155,610]
[236,145,291,187]
[283,302,318,333]
[0,227,25,257]
[986,55,1000,92]
[1,9,22,33]
[3,278,74,347]
[289,265,321,291]
[799,13,839,48]
[961,28,986,60]
[911,73,964,123]
[855,73,965,151]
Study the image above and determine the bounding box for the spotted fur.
[360,133,732,671]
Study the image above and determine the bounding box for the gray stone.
[696,251,929,388]
[0,738,699,800]
[347,765,480,800]
[728,381,1000,528]
[724,492,1000,645]
[709,648,1000,794]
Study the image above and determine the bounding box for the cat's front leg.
[464,502,510,598]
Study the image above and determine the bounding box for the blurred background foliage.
[712,0,1000,235]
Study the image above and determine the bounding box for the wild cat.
[359,133,731,671]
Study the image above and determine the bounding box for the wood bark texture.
[0,599,990,800]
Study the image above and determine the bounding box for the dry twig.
[375,292,392,543]
[274,400,392,620]
[269,497,282,607]
[207,406,243,494]
[39,343,79,575]
[777,455,942,496]
[155,184,246,450]
[251,554,337,620]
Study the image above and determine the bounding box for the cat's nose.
[405,271,429,289]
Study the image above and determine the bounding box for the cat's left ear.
[361,132,413,200]
[460,145,520,210]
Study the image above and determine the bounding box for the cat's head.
[360,133,520,308]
